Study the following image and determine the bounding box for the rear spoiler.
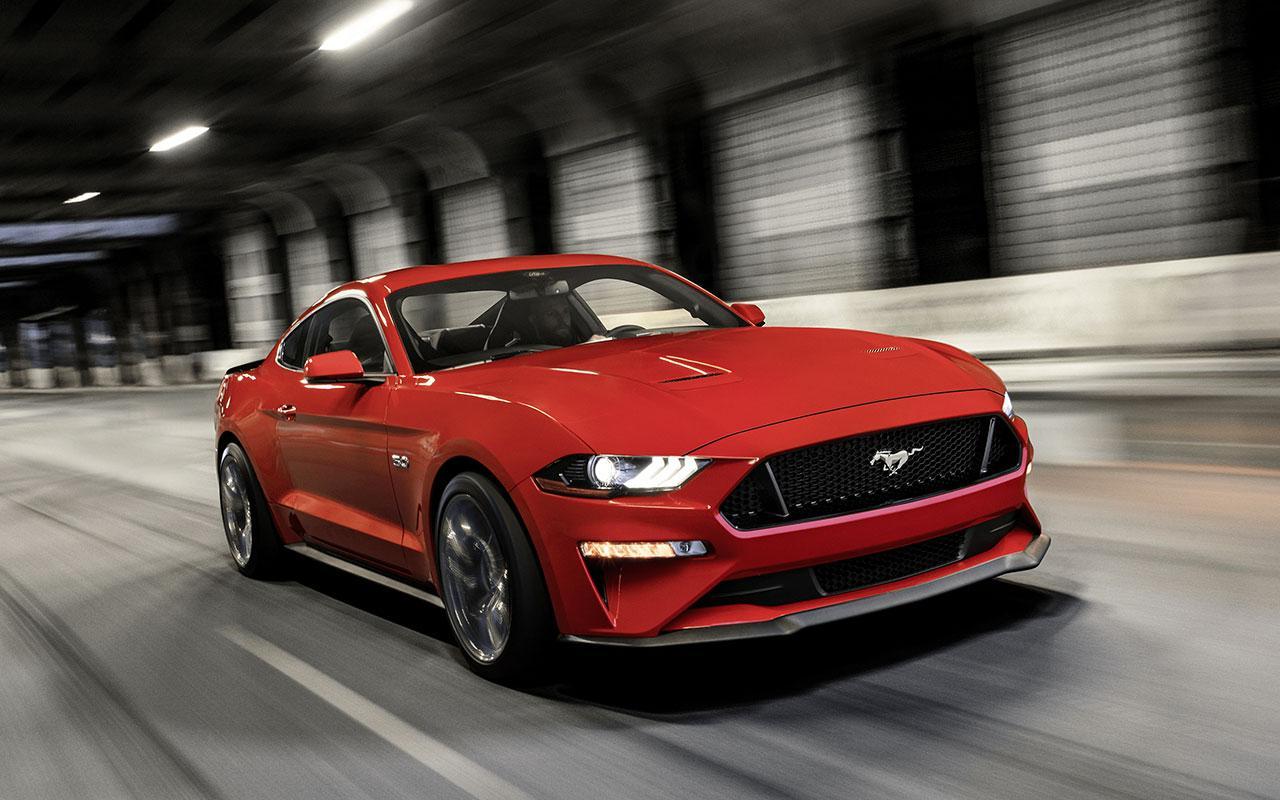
[225,358,264,375]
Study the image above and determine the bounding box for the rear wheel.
[435,472,555,684]
[218,442,285,578]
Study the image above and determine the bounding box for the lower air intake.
[811,530,966,595]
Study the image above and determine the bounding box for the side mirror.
[731,302,766,326]
[304,350,370,383]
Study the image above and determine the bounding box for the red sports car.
[215,254,1048,682]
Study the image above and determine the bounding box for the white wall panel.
[711,75,884,299]
[551,137,658,263]
[985,0,1247,273]
[748,251,1280,360]
[349,206,409,278]
[438,179,511,263]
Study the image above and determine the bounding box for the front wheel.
[435,472,555,684]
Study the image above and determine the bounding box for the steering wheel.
[605,324,646,338]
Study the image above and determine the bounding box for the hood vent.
[656,354,731,384]
[659,371,726,384]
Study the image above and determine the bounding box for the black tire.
[435,472,556,685]
[217,441,286,578]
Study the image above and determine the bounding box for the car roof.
[328,253,655,300]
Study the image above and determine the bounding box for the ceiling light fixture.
[63,192,101,204]
[149,125,210,152]
[319,1,413,51]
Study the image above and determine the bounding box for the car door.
[273,295,407,572]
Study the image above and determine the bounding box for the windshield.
[387,264,743,372]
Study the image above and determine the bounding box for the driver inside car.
[528,294,577,347]
[522,293,614,348]
[489,284,611,350]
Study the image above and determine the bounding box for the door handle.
[276,404,297,421]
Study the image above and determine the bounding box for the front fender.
[386,385,591,584]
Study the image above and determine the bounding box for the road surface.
[0,386,1276,799]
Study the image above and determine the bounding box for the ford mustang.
[214,254,1048,682]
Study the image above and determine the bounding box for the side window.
[277,317,312,370]
[310,298,392,373]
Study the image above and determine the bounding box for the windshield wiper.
[485,349,542,362]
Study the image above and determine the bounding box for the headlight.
[534,454,711,497]
[1002,391,1014,418]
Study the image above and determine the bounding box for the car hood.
[446,326,1005,454]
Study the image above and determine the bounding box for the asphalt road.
[0,386,1277,799]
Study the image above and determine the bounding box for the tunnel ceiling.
[0,0,990,226]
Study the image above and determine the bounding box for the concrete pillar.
[494,135,555,255]
[26,368,54,389]
[88,366,121,387]
[222,216,285,352]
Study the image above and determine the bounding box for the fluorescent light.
[63,192,100,204]
[0,251,108,268]
[320,1,412,51]
[149,125,209,152]
[0,215,179,246]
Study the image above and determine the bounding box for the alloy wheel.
[219,453,254,567]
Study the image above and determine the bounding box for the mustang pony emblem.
[870,447,923,476]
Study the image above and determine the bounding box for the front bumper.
[562,532,1049,646]
[507,390,1043,641]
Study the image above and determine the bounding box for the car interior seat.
[346,315,386,372]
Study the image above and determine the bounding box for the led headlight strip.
[534,454,710,497]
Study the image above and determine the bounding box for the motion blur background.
[1,0,1279,393]
[1,1,1277,799]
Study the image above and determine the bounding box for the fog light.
[579,540,709,559]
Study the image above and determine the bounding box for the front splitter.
[561,533,1050,647]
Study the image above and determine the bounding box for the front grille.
[721,415,1021,529]
[719,470,769,522]
[812,530,966,595]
